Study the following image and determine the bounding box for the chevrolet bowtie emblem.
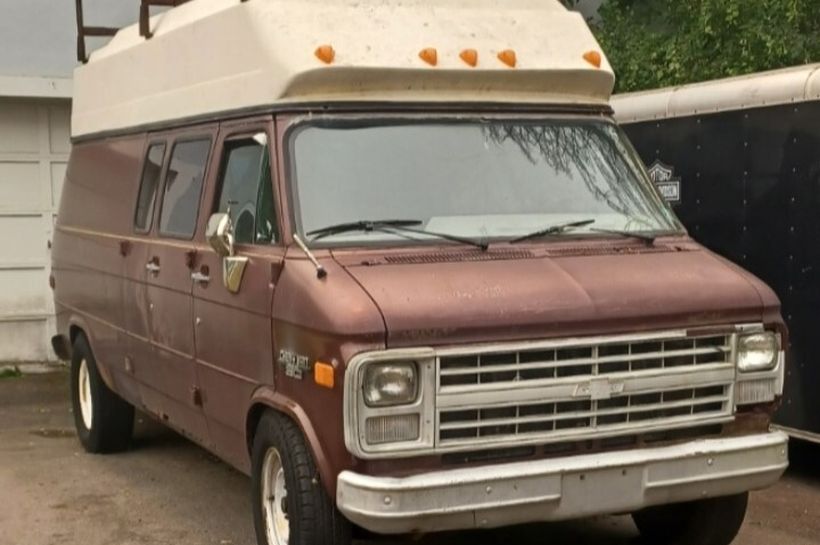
[574,378,625,400]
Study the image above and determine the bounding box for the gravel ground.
[1,371,818,545]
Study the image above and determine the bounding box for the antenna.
[292,235,328,280]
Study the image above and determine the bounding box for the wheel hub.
[262,447,289,545]
[78,358,93,430]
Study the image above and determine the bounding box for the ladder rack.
[75,0,197,63]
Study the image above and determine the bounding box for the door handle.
[145,262,161,273]
[191,271,210,284]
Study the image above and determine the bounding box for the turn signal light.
[419,47,438,66]
[459,48,478,67]
[583,50,602,68]
[314,45,335,64]
[497,49,517,68]
[314,362,335,389]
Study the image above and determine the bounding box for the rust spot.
[185,249,197,269]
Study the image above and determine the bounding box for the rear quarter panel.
[53,134,146,395]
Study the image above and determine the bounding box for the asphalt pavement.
[1,371,818,545]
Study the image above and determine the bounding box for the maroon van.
[54,1,789,545]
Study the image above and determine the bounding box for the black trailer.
[613,64,820,443]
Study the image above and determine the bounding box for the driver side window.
[215,137,278,244]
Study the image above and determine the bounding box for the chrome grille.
[439,335,729,388]
[436,332,736,449]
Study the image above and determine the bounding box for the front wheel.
[632,492,749,545]
[251,411,351,545]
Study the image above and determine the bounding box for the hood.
[333,240,780,347]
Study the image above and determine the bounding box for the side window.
[215,138,278,244]
[159,139,211,238]
[133,143,166,232]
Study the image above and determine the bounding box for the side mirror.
[206,212,234,257]
[205,212,249,294]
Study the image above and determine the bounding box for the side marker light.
[315,45,335,64]
[419,48,438,66]
[583,50,602,68]
[314,362,335,389]
[497,49,517,68]
[459,48,478,67]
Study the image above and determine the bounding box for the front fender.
[248,386,347,497]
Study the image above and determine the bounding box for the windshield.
[289,117,681,245]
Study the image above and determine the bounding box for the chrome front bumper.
[337,432,788,534]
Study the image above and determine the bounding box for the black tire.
[70,333,134,453]
[251,411,351,545]
[633,492,749,545]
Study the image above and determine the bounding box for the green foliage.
[0,366,22,379]
[593,0,820,92]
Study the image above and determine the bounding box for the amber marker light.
[459,48,478,67]
[583,50,602,68]
[497,49,517,68]
[314,45,335,64]
[314,362,335,389]
[419,47,438,66]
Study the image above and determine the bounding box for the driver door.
[192,118,284,469]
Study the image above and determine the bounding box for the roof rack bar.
[76,0,248,62]
[75,0,118,63]
[140,0,192,39]
[84,26,122,37]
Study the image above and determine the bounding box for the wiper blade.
[307,219,488,251]
[308,219,423,240]
[509,219,596,244]
[383,223,489,250]
[589,228,658,244]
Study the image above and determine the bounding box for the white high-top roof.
[612,63,820,124]
[71,0,614,138]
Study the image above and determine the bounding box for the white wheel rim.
[78,358,93,430]
[262,447,289,545]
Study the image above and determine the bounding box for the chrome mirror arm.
[292,234,327,279]
[225,201,237,257]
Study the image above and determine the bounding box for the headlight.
[737,332,778,372]
[345,350,436,457]
[363,362,418,407]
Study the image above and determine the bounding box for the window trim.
[132,140,167,234]
[156,136,213,241]
[211,129,281,247]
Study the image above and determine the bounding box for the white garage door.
[0,98,70,362]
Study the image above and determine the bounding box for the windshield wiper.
[509,219,596,244]
[589,228,658,244]
[308,219,422,240]
[307,219,488,251]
